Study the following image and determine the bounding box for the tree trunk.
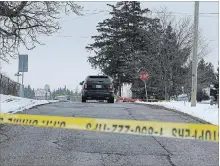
[118,75,122,97]
[164,69,168,100]
[118,84,122,97]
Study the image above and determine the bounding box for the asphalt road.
[0,101,218,166]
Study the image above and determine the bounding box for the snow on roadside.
[135,100,219,125]
[0,94,59,114]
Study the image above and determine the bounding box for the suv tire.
[108,97,114,103]
[82,97,86,103]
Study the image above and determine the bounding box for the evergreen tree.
[197,58,216,89]
[51,87,75,99]
[24,85,35,99]
[86,1,155,96]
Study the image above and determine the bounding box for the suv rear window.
[87,76,111,83]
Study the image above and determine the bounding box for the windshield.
[0,1,219,166]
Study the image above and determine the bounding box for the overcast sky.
[1,1,219,91]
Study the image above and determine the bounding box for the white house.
[177,94,189,101]
[121,83,132,98]
[35,88,51,100]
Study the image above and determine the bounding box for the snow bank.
[135,100,219,125]
[0,94,59,114]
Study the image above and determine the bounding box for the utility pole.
[218,61,219,108]
[191,1,199,107]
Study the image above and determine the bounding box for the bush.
[197,88,209,102]
[0,73,20,96]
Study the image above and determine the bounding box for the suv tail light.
[84,83,87,89]
[109,83,113,89]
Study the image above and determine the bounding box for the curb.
[13,101,61,114]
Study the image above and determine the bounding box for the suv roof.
[88,75,109,78]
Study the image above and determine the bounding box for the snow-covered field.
[135,100,219,125]
[0,94,59,114]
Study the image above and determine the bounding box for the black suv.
[80,75,114,103]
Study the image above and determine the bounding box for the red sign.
[140,72,149,81]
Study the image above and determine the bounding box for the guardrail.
[0,73,20,96]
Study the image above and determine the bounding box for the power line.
[54,36,89,38]
[199,12,219,15]
[82,9,219,14]
[61,9,218,23]
[152,12,218,18]
[49,35,218,43]
[53,8,218,39]
[67,11,109,21]
[81,9,218,17]
[153,11,218,15]
[62,10,217,23]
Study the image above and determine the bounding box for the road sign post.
[15,72,22,83]
[140,72,150,102]
[144,81,148,102]
[18,54,28,98]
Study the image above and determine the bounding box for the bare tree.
[153,6,212,61]
[152,6,213,99]
[0,1,83,62]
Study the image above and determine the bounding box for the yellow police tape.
[0,113,218,142]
